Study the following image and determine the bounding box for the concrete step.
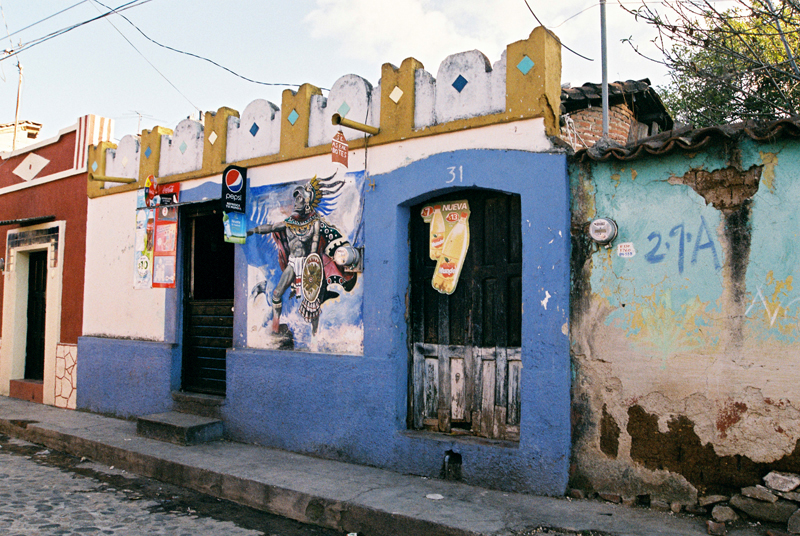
[171,391,224,419]
[136,411,223,446]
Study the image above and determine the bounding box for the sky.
[0,0,671,141]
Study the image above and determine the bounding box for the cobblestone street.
[0,434,344,536]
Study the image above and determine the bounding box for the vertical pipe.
[600,0,609,139]
[13,61,22,151]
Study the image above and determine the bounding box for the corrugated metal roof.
[574,116,800,162]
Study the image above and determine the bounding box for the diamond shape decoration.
[249,122,260,137]
[91,161,98,172]
[179,141,188,154]
[517,55,535,75]
[452,75,468,93]
[208,131,218,145]
[145,146,152,159]
[122,156,129,168]
[337,101,351,117]
[287,109,300,126]
[389,86,404,104]
[13,152,50,182]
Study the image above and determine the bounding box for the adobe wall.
[570,132,800,502]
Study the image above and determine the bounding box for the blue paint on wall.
[224,149,571,495]
[76,336,179,417]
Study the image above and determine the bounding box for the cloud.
[305,0,668,88]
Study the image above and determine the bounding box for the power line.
[522,0,595,61]
[0,0,151,62]
[93,0,318,90]
[4,0,90,42]
[89,0,200,113]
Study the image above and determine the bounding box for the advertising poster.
[420,200,471,295]
[222,165,248,244]
[245,170,365,354]
[152,205,178,288]
[133,208,155,289]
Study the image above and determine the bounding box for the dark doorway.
[409,189,522,441]
[25,251,47,381]
[182,203,235,395]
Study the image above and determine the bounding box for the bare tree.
[623,0,800,126]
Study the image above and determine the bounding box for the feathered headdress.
[305,172,345,216]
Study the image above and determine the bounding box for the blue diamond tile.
[287,109,300,125]
[337,101,351,117]
[145,146,152,159]
[452,75,468,93]
[249,122,260,136]
[517,55,535,75]
[179,141,188,154]
[91,161,98,172]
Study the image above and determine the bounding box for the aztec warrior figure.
[247,173,360,336]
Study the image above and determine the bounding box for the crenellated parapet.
[87,26,561,198]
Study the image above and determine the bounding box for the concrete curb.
[0,397,769,536]
[0,417,478,536]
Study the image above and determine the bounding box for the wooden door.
[25,251,47,381]
[409,190,522,441]
[182,204,234,395]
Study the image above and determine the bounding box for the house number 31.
[446,166,463,183]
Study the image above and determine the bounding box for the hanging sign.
[332,130,348,167]
[221,165,247,243]
[221,165,247,213]
[420,200,471,295]
[152,205,178,288]
[157,182,180,206]
[133,208,155,289]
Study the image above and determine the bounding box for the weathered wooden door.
[182,204,235,395]
[409,190,522,441]
[25,251,47,381]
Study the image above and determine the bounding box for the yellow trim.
[87,27,562,198]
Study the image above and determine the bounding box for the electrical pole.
[12,59,22,151]
[600,0,609,140]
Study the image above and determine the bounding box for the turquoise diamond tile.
[91,161,98,172]
[144,146,152,159]
[287,109,300,125]
[249,122,260,136]
[337,102,351,117]
[517,55,535,75]
[452,75,468,93]
[179,141,188,154]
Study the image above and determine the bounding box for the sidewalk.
[0,396,771,536]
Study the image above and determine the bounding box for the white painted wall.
[159,119,203,176]
[83,192,167,340]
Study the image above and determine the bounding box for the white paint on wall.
[104,134,140,188]
[226,99,280,162]
[541,290,551,310]
[435,50,503,124]
[414,69,436,129]
[159,119,203,176]
[308,74,377,147]
[83,192,167,340]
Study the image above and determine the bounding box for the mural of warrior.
[247,173,360,336]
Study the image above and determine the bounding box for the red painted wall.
[0,172,87,344]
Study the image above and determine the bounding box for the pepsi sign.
[221,165,247,213]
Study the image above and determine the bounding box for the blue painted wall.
[77,337,179,417]
[223,149,571,495]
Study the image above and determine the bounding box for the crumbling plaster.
[570,139,800,500]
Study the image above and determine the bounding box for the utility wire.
[0,0,151,62]
[522,0,595,61]
[93,0,317,90]
[4,0,90,42]
[89,0,200,112]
